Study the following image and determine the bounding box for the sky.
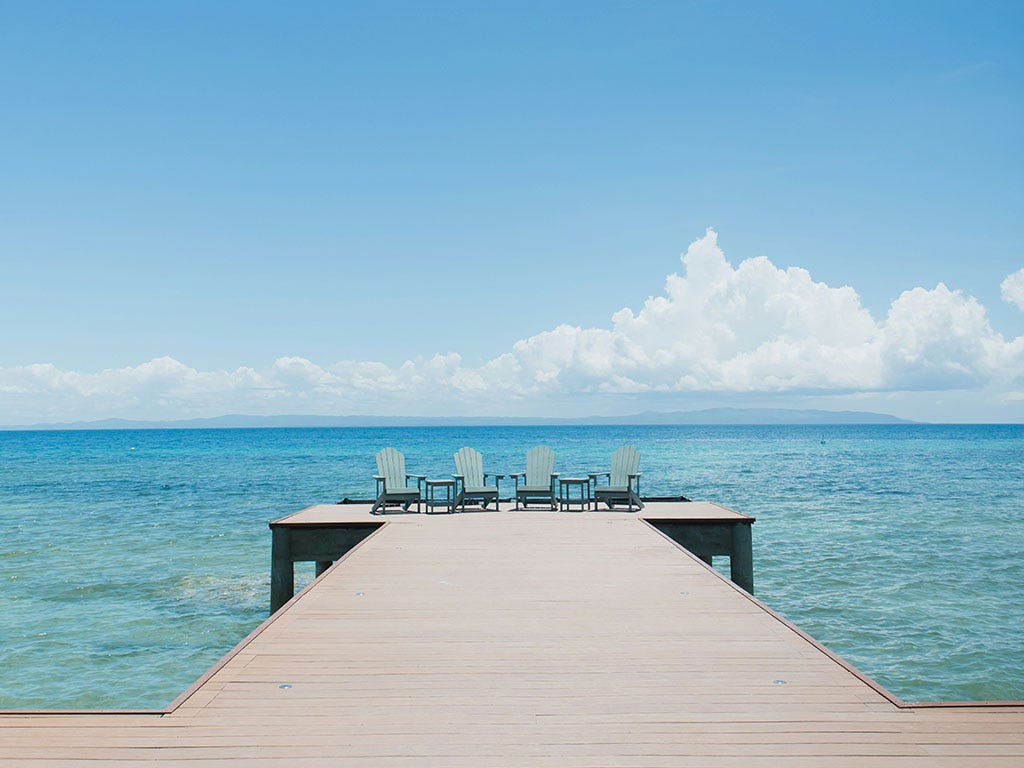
[1,1,1022,424]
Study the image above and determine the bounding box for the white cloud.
[2,230,1023,423]
[1002,268,1024,311]
[879,284,1016,389]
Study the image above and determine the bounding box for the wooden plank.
[0,510,1021,766]
[375,446,405,488]
[453,446,483,487]
[271,499,754,525]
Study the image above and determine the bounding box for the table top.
[559,477,590,483]
[424,478,455,486]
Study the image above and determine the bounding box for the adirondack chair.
[509,446,558,510]
[452,447,503,511]
[371,447,425,514]
[589,445,644,511]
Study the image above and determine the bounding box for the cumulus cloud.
[472,230,1022,395]
[2,230,1023,422]
[1003,268,1024,311]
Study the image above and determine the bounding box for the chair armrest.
[509,472,524,479]
[373,475,385,481]
[408,474,426,480]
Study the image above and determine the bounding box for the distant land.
[2,408,914,430]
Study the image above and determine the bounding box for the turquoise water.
[1,425,1022,708]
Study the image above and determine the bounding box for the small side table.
[424,479,456,514]
[558,477,591,512]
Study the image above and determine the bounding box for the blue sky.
[1,1,1022,423]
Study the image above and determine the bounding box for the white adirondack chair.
[589,445,644,511]
[452,447,503,511]
[510,446,558,510]
[371,447,425,514]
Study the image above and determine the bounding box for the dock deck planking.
[1,506,1022,766]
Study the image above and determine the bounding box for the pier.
[2,503,1023,765]
[269,500,756,611]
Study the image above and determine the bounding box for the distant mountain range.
[3,408,913,430]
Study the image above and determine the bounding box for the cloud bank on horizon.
[4,230,1023,424]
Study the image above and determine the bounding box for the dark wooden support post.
[644,517,754,595]
[730,522,754,594]
[270,527,295,614]
[268,521,382,615]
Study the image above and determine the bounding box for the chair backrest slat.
[610,445,640,487]
[525,445,555,487]
[376,447,406,488]
[453,447,484,487]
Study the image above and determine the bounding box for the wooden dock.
[2,503,1023,766]
[269,500,755,611]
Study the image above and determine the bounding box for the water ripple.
[1,424,1021,707]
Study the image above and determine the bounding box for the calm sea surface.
[1,424,1022,708]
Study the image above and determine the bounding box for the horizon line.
[0,406,966,431]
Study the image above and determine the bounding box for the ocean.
[1,424,1022,709]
